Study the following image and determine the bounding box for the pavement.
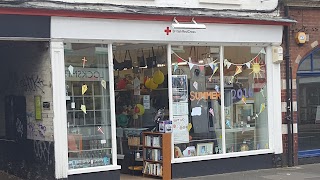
[3,163,320,180]
[177,163,320,180]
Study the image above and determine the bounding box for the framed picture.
[196,142,214,156]
[235,104,253,124]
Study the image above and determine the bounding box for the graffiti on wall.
[19,75,45,93]
[33,140,53,165]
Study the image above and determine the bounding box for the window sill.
[68,165,121,175]
[171,149,274,164]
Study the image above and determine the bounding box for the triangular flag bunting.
[174,63,179,72]
[259,103,266,114]
[188,62,195,70]
[260,48,266,55]
[199,65,205,71]
[212,64,218,75]
[224,59,229,67]
[234,66,243,76]
[245,62,251,69]
[177,57,183,63]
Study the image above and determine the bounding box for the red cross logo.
[164,27,172,35]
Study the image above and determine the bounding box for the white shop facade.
[50,15,288,180]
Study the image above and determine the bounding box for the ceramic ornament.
[82,57,88,68]
[82,84,88,95]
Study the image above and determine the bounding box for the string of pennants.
[172,48,266,78]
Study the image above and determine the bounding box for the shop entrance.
[297,48,320,158]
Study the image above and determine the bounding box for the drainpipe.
[284,2,294,167]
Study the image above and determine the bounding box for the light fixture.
[172,17,206,29]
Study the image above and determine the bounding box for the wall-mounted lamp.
[172,17,206,29]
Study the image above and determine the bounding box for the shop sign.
[65,67,108,81]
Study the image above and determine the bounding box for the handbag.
[146,47,157,69]
[156,46,166,64]
[137,49,146,67]
[122,50,133,69]
[113,53,121,71]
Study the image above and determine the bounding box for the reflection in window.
[172,46,223,157]
[65,43,112,169]
[224,46,268,153]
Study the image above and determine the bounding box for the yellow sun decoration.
[249,57,265,79]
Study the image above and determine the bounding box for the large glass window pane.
[172,46,223,158]
[112,43,169,159]
[65,43,112,169]
[224,46,268,152]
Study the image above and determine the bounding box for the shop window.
[171,46,223,157]
[112,44,169,159]
[65,43,112,169]
[224,46,268,152]
[171,45,269,158]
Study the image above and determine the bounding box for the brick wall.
[281,7,320,166]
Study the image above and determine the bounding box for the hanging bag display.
[113,53,121,71]
[156,46,166,64]
[123,50,133,69]
[137,49,146,67]
[146,47,157,69]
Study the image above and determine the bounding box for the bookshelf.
[142,132,171,180]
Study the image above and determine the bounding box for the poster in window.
[172,115,189,144]
[172,75,188,103]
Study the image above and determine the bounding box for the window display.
[172,45,269,158]
[112,43,169,158]
[223,46,268,153]
[65,43,112,169]
[172,46,223,157]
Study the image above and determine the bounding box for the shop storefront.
[50,16,286,179]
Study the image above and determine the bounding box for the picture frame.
[196,142,214,156]
[235,104,253,124]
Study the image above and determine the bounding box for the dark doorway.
[297,48,320,158]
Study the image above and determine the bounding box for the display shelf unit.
[142,132,171,180]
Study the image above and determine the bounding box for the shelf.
[144,159,163,163]
[143,173,163,178]
[143,146,162,149]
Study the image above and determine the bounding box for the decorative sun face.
[249,57,265,79]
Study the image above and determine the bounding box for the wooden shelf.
[143,173,163,178]
[142,132,171,180]
[143,159,163,163]
[144,146,162,149]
